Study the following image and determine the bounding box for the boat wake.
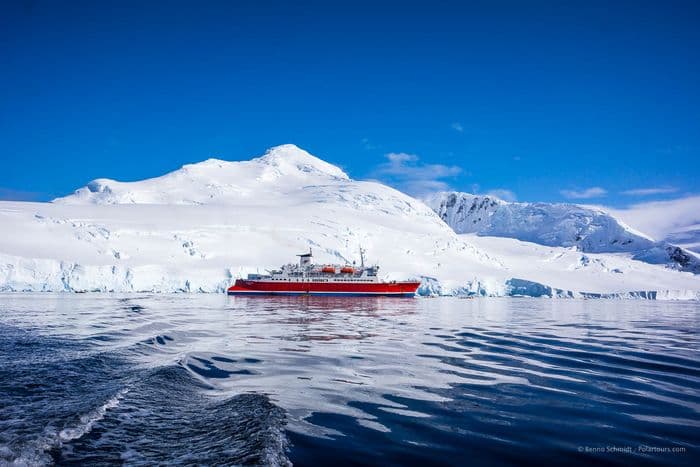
[0,326,290,466]
[58,388,129,442]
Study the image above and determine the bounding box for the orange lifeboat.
[340,266,355,274]
[321,266,336,274]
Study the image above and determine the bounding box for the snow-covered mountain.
[426,192,700,274]
[1,145,699,298]
[54,144,350,205]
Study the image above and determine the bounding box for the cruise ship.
[227,249,420,296]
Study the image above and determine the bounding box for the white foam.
[59,389,128,442]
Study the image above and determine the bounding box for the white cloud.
[451,122,464,133]
[621,187,678,196]
[486,189,517,202]
[361,138,377,150]
[402,179,453,195]
[380,153,461,178]
[601,195,700,242]
[372,152,462,197]
[386,152,418,164]
[560,187,607,199]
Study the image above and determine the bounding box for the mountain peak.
[53,144,351,205]
[253,144,349,180]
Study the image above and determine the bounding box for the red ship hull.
[227,279,420,297]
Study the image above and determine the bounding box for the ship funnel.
[297,248,313,267]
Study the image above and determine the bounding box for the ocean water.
[0,295,698,466]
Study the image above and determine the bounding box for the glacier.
[1,144,699,299]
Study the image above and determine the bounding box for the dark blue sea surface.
[0,295,698,466]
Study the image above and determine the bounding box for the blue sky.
[1,0,699,206]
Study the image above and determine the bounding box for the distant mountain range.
[425,192,700,274]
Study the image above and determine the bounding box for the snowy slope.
[464,235,698,299]
[426,192,700,274]
[1,145,699,298]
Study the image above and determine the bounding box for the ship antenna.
[360,246,365,269]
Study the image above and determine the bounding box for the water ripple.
[0,294,698,465]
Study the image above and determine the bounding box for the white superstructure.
[246,249,381,283]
